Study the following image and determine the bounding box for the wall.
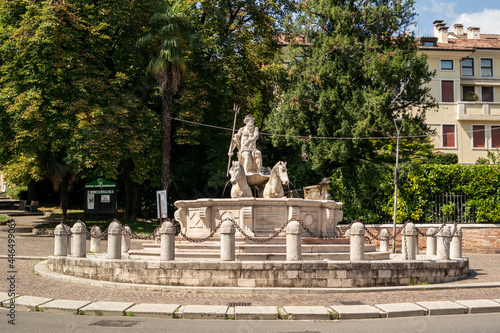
[47,256,469,288]
[363,224,500,253]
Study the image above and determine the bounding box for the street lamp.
[392,118,403,253]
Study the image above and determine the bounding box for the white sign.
[87,193,95,210]
[157,190,168,219]
[101,195,110,203]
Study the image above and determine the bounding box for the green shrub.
[6,186,28,200]
[464,91,479,101]
[430,153,458,165]
[330,163,500,223]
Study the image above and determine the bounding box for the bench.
[14,200,26,211]
[25,200,39,212]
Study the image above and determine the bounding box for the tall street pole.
[392,118,403,253]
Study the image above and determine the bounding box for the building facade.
[419,21,500,164]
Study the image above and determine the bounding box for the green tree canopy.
[266,0,435,176]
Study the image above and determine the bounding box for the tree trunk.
[123,159,142,222]
[27,180,37,203]
[161,84,173,195]
[60,172,70,224]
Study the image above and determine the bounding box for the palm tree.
[137,0,194,193]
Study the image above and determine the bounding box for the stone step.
[128,250,391,261]
[142,242,377,254]
[173,237,350,245]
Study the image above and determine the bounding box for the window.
[422,41,436,47]
[473,125,486,148]
[441,81,454,102]
[443,125,456,148]
[441,60,454,70]
[482,87,494,102]
[462,86,475,101]
[492,126,500,148]
[461,58,474,76]
[481,59,493,77]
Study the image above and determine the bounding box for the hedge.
[330,163,500,223]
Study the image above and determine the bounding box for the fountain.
[43,110,469,289]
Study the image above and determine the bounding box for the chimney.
[454,23,464,36]
[437,26,449,43]
[467,27,480,39]
[433,20,445,37]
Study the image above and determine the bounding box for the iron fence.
[366,193,476,224]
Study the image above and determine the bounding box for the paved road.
[0,212,499,307]
[2,310,500,333]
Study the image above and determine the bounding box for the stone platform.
[129,238,391,261]
[46,256,469,288]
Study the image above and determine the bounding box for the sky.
[415,0,500,36]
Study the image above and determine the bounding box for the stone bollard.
[122,225,132,253]
[160,221,176,261]
[404,223,418,260]
[450,225,463,259]
[65,224,72,255]
[350,222,365,261]
[54,224,68,256]
[426,227,437,256]
[436,226,451,260]
[71,220,87,258]
[286,220,302,261]
[90,226,102,253]
[220,220,236,261]
[107,220,123,259]
[379,229,390,252]
[344,229,350,239]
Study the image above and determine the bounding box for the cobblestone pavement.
[1,217,500,307]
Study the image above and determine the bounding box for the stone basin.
[174,198,344,238]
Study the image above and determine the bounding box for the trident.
[226,104,240,177]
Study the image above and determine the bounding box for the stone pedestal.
[122,225,132,253]
[426,227,437,256]
[90,226,102,253]
[437,226,451,260]
[350,222,365,261]
[220,220,235,261]
[71,220,87,258]
[450,226,463,259]
[379,229,389,252]
[286,220,302,261]
[404,223,417,260]
[160,221,176,261]
[107,221,122,259]
[54,224,68,256]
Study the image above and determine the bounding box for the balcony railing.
[457,102,500,121]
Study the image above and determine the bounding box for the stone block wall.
[47,257,469,288]
[363,224,500,253]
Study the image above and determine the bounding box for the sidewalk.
[1,210,500,320]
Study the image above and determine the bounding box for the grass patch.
[124,311,134,317]
[94,310,103,316]
[74,310,86,315]
[0,214,9,223]
[409,277,429,286]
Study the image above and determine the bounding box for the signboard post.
[84,178,117,220]
[157,190,168,222]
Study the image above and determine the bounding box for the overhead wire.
[165,115,431,141]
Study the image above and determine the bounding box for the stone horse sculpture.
[229,161,252,198]
[263,161,289,198]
